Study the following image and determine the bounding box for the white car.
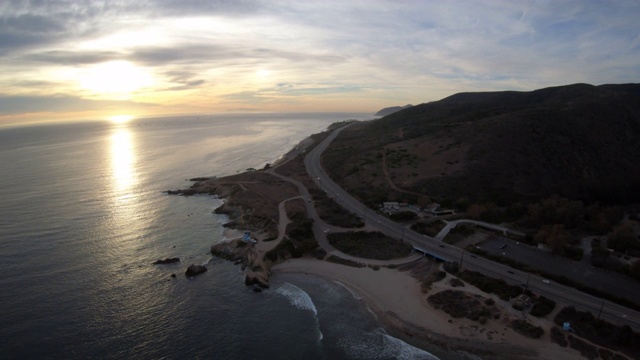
[542,279,550,284]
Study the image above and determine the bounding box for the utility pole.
[597,301,605,321]
[363,204,367,225]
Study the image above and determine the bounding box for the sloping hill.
[323,83,640,206]
[375,104,413,116]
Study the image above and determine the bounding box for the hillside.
[323,83,640,207]
[375,104,413,116]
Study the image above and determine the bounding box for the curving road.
[266,159,422,266]
[304,124,640,331]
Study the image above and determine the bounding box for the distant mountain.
[323,83,640,206]
[375,104,413,116]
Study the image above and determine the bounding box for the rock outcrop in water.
[185,264,207,277]
[153,257,180,265]
[211,239,270,289]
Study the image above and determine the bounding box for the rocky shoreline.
[166,169,300,289]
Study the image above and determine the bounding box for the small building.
[513,294,532,310]
[382,202,399,210]
[243,231,257,244]
[563,322,575,332]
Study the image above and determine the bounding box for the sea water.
[0,113,442,359]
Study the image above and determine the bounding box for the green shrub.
[328,231,412,260]
[389,211,418,221]
[458,270,522,301]
[512,319,544,339]
[530,296,556,318]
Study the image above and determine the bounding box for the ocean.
[0,113,442,359]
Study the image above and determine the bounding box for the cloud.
[24,50,124,65]
[0,13,67,55]
[0,0,639,122]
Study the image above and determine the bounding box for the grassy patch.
[458,270,523,301]
[411,220,446,237]
[328,231,413,260]
[444,224,477,244]
[512,319,544,339]
[265,213,317,262]
[428,289,500,323]
[311,189,365,228]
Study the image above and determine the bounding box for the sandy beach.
[273,257,585,360]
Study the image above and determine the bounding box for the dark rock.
[244,274,269,289]
[185,264,207,277]
[189,177,214,181]
[171,274,176,278]
[165,189,197,196]
[245,275,258,286]
[153,257,180,265]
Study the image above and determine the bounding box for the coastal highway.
[304,124,640,331]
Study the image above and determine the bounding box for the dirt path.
[381,149,424,197]
[255,196,301,254]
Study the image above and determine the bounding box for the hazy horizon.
[1,0,639,126]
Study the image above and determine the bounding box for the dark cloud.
[0,14,67,55]
[17,42,341,67]
[132,45,236,65]
[3,13,65,34]
[131,44,342,66]
[23,50,124,65]
[149,0,263,17]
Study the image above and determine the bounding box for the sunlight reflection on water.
[110,126,137,191]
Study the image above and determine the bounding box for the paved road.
[304,124,640,331]
[434,219,525,241]
[481,236,640,305]
[266,162,422,267]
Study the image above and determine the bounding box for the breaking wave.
[275,282,318,315]
[339,328,439,360]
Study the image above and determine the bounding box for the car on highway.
[542,279,550,284]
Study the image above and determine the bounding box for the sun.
[109,115,134,123]
[79,61,153,99]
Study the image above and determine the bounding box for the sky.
[1,0,639,126]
